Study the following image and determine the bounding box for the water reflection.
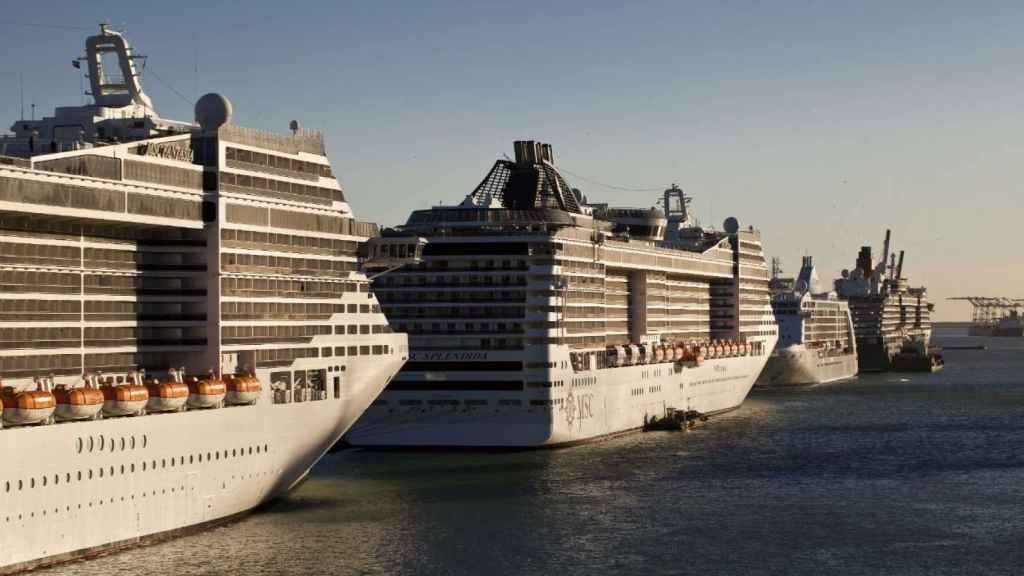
[37,326,1024,576]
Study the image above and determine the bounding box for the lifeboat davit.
[145,369,189,413]
[100,373,149,417]
[1,380,57,426]
[186,375,226,409]
[225,374,261,406]
[54,377,104,422]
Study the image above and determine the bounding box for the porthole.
[42,476,47,487]
[98,436,105,451]
[31,478,35,488]
[142,435,148,448]
[120,437,126,451]
[130,436,136,450]
[190,455,194,464]
[99,468,104,478]
[109,466,114,476]
[131,463,135,473]
[142,462,147,472]
[76,437,83,454]
[77,471,82,481]
[88,436,94,452]
[18,480,23,490]
[232,449,237,457]
[88,470,93,480]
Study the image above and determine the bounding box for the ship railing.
[0,154,31,169]
[218,124,325,156]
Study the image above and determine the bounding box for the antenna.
[19,71,24,120]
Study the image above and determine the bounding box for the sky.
[1,1,1021,321]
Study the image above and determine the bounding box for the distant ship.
[0,26,404,573]
[950,297,1024,337]
[833,230,939,372]
[757,256,857,387]
[347,141,778,448]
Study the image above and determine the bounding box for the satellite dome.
[195,93,233,130]
[841,269,850,278]
[723,217,739,234]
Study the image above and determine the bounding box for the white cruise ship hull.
[347,348,771,448]
[756,345,858,387]
[0,354,402,574]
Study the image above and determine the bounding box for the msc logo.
[562,391,595,430]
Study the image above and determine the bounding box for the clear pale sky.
[2,1,1021,320]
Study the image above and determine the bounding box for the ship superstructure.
[833,230,933,372]
[949,297,1024,337]
[757,256,857,386]
[0,26,404,573]
[347,141,777,448]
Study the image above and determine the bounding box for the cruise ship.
[834,230,934,372]
[0,27,405,573]
[346,141,778,448]
[756,256,857,387]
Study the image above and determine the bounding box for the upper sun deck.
[395,140,758,259]
[0,25,327,163]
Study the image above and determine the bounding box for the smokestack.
[881,229,891,278]
[896,250,905,280]
[513,141,528,164]
[857,246,873,277]
[541,143,554,163]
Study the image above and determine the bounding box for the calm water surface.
[44,326,1024,576]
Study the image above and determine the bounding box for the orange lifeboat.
[224,374,261,406]
[654,345,665,363]
[100,373,149,417]
[54,376,104,422]
[186,374,226,409]
[706,343,717,359]
[745,342,752,356]
[1,380,57,426]
[145,368,189,413]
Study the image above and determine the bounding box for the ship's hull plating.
[0,355,402,574]
[347,349,771,449]
[756,345,857,387]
